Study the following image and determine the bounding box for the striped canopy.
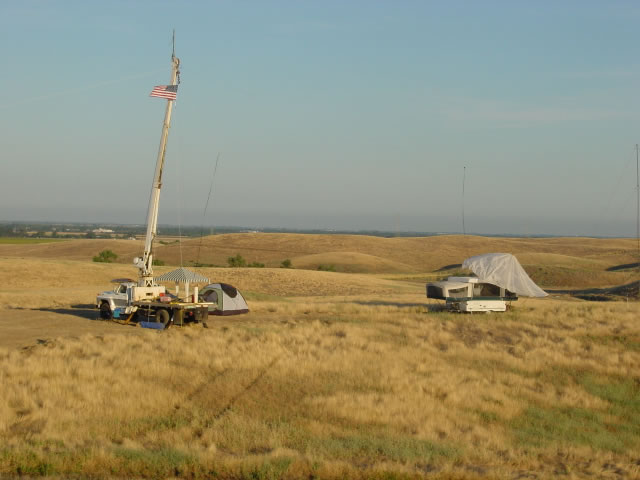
[154,267,209,284]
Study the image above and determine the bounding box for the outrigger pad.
[140,321,165,330]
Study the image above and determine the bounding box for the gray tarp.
[462,253,548,298]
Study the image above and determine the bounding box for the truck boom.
[136,52,180,287]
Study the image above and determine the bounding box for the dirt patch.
[0,307,144,350]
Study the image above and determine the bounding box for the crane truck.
[96,40,210,328]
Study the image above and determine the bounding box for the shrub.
[93,250,118,263]
[228,254,246,268]
[280,259,292,269]
[248,262,265,268]
[190,261,215,267]
[317,264,336,272]
[152,258,165,266]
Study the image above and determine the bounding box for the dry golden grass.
[288,251,416,273]
[1,234,639,478]
[0,238,142,262]
[1,233,637,281]
[1,293,639,479]
[156,233,639,277]
[0,257,413,311]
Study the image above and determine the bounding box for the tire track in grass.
[211,355,281,421]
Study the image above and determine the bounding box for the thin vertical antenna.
[636,145,639,253]
[172,29,175,60]
[196,153,222,266]
[636,144,639,297]
[462,166,466,236]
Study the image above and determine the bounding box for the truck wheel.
[99,302,112,320]
[156,309,171,327]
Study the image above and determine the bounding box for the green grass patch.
[510,405,626,451]
[510,373,640,453]
[0,447,87,477]
[578,374,640,441]
[308,431,459,463]
[111,414,192,438]
[112,447,195,478]
[581,334,640,352]
[11,450,56,476]
[239,457,294,480]
[473,409,500,424]
[0,237,68,244]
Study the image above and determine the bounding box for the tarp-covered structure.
[462,253,547,298]
[154,267,209,284]
[154,267,210,301]
[199,283,249,316]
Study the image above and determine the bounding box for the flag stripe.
[150,85,178,100]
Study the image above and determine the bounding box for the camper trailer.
[427,253,547,313]
[426,276,517,312]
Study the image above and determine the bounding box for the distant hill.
[0,233,637,289]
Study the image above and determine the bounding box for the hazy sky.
[1,1,639,236]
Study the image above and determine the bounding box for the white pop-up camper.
[426,253,547,312]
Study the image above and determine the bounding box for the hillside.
[0,233,637,289]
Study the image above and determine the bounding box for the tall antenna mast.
[636,144,639,256]
[636,144,639,296]
[462,166,466,236]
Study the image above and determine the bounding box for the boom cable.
[600,146,636,227]
[172,103,184,268]
[196,153,221,265]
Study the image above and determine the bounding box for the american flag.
[149,84,178,100]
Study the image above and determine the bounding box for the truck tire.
[99,302,112,320]
[156,308,171,327]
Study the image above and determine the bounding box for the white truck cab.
[96,280,166,319]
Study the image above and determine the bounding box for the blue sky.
[1,0,639,236]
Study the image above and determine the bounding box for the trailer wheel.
[99,302,112,320]
[156,309,171,327]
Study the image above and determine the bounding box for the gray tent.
[199,283,249,316]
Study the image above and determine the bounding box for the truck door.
[113,284,129,309]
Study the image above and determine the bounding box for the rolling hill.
[0,233,637,289]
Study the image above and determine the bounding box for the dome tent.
[199,283,249,316]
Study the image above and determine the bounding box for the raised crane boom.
[135,51,180,287]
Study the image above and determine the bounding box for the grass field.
[0,237,68,245]
[0,233,637,287]
[0,234,639,479]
